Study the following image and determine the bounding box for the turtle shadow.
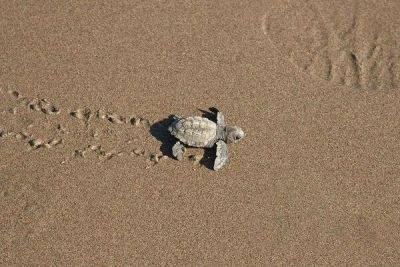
[149,115,176,158]
[197,107,219,170]
[198,107,219,121]
[199,146,216,170]
[150,108,219,170]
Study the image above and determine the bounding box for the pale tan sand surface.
[1,1,400,265]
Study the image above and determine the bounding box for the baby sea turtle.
[168,111,245,170]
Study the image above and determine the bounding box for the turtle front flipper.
[217,112,226,127]
[172,141,186,161]
[214,140,228,170]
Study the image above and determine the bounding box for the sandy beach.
[1,0,400,265]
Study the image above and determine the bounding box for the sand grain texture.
[1,0,400,265]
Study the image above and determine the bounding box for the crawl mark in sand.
[0,87,172,169]
[262,1,400,90]
[5,88,61,115]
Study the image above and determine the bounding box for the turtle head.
[225,126,245,144]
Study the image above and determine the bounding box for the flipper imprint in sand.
[0,86,200,169]
[262,0,400,90]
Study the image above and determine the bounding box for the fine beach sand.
[1,0,400,265]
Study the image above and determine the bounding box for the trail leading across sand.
[0,86,173,167]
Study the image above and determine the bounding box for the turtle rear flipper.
[214,140,228,170]
[172,115,182,121]
[172,141,186,161]
[168,115,182,133]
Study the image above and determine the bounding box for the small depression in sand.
[262,0,400,90]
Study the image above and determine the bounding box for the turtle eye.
[235,135,241,140]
